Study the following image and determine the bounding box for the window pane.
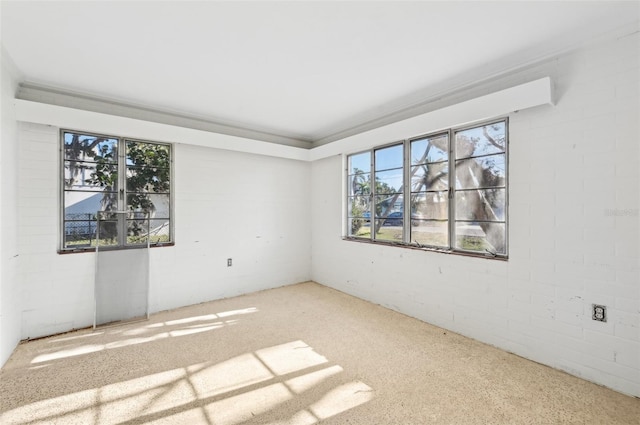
[348,172,371,196]
[95,220,120,247]
[348,196,371,218]
[410,163,448,192]
[374,195,402,217]
[455,189,506,221]
[348,152,370,174]
[126,141,170,167]
[64,191,117,219]
[374,216,403,242]
[126,218,150,245]
[65,161,118,191]
[375,144,403,171]
[126,141,171,197]
[411,220,448,247]
[455,222,506,255]
[455,122,506,159]
[349,218,371,238]
[411,192,448,220]
[149,219,171,243]
[126,166,170,193]
[380,211,403,226]
[64,132,118,163]
[127,194,170,218]
[125,216,170,244]
[375,169,403,194]
[411,133,448,165]
[64,218,97,248]
[455,154,505,189]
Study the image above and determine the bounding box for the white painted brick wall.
[311,28,640,396]
[17,124,311,340]
[0,49,22,366]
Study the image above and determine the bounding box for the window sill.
[58,242,175,254]
[342,237,507,261]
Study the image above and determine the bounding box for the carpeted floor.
[1,282,638,424]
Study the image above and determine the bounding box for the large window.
[347,119,507,258]
[61,130,172,251]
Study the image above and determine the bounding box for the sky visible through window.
[352,122,506,193]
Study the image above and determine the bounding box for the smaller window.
[61,130,172,251]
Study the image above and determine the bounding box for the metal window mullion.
[456,151,505,162]
[94,211,101,329]
[118,138,126,246]
[145,210,151,319]
[456,185,507,192]
[403,140,410,243]
[59,131,65,250]
[448,130,455,250]
[344,156,349,237]
[504,118,509,256]
[370,150,376,241]
[457,219,504,224]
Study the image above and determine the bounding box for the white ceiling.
[2,1,638,145]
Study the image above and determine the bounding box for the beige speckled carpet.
[1,282,638,424]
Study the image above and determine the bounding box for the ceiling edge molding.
[14,77,553,163]
[309,77,553,162]
[13,99,310,162]
[16,83,313,149]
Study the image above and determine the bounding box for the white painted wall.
[311,29,640,396]
[0,47,22,366]
[17,124,311,339]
